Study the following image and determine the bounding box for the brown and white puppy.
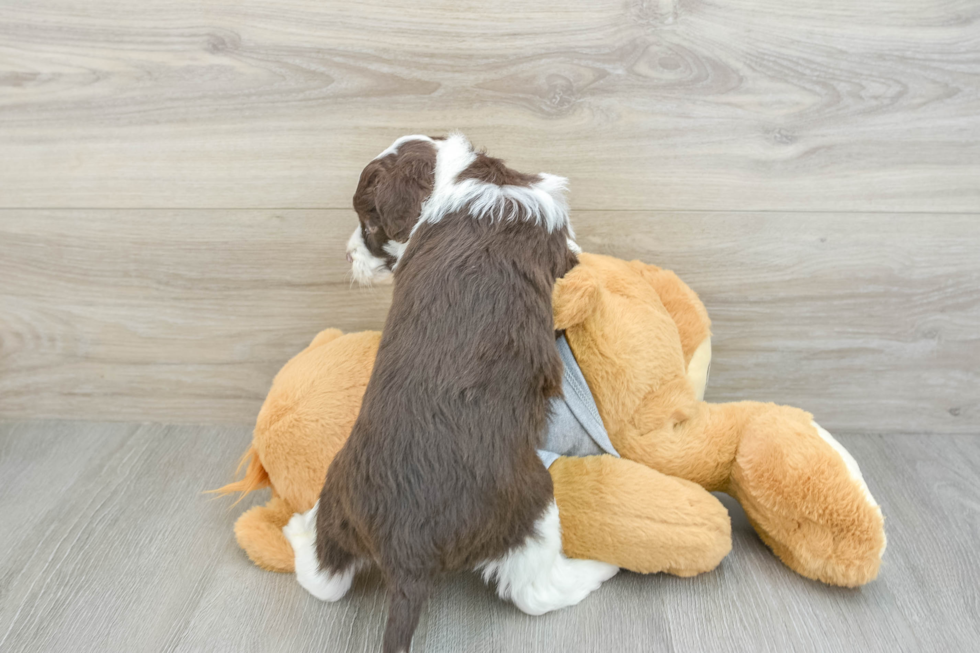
[285,134,617,653]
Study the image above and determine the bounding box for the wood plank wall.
[1,0,978,432]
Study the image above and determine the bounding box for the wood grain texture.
[2,210,977,432]
[1,0,978,210]
[0,209,393,424]
[1,0,978,430]
[1,421,978,652]
[583,213,980,436]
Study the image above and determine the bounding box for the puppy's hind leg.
[283,501,359,602]
[478,501,619,616]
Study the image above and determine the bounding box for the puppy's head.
[347,135,438,285]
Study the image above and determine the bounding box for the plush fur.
[215,253,886,588]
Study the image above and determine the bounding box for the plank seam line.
[2,208,980,215]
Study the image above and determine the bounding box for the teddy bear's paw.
[811,421,882,516]
[734,413,887,587]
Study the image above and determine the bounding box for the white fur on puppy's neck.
[415,133,573,236]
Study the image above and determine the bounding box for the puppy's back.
[325,210,572,571]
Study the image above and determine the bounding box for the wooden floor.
[1,420,977,653]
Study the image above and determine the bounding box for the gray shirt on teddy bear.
[538,335,621,469]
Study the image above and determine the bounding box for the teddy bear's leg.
[718,402,887,587]
[550,455,732,576]
[234,493,298,573]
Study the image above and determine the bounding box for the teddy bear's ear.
[553,265,600,330]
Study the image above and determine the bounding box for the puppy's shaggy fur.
[286,134,616,653]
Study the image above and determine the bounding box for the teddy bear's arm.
[631,265,709,359]
[630,264,713,400]
[549,454,731,576]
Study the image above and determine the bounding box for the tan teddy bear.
[217,253,885,587]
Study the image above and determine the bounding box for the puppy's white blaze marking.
[374,134,434,161]
[416,133,572,236]
[283,502,358,602]
[383,239,408,269]
[476,501,618,616]
[347,225,392,286]
[811,421,887,556]
[686,337,712,402]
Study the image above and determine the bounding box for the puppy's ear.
[374,152,435,242]
[553,265,600,330]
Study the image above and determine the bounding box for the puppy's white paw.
[295,562,356,603]
[577,558,620,585]
[282,504,356,603]
[511,557,618,616]
[480,502,618,616]
[283,510,315,546]
[560,558,620,604]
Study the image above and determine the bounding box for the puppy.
[286,134,617,653]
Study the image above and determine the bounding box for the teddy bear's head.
[552,253,711,443]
